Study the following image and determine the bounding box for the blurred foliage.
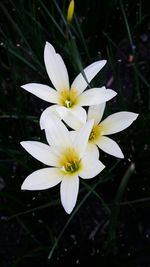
[0,0,150,266]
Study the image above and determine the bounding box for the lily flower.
[21,42,117,130]
[67,104,139,158]
[21,119,105,214]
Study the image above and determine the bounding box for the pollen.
[89,124,104,142]
[59,89,78,108]
[60,147,81,174]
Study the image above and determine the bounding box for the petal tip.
[64,208,72,214]
[21,183,31,191]
[40,122,44,130]
[21,181,28,190]
[45,41,51,48]
[45,41,55,53]
[134,113,139,120]
[21,185,25,190]
[101,163,106,171]
[112,90,117,97]
[61,198,74,214]
[118,151,124,159]
[103,88,117,101]
[97,59,107,68]
[20,141,25,147]
[102,59,107,65]
[21,84,26,89]
[20,141,30,151]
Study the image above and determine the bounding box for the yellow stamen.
[59,89,78,108]
[59,147,81,174]
[89,124,104,142]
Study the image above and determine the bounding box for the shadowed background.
[0,0,150,266]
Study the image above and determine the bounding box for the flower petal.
[21,168,62,190]
[69,130,77,142]
[71,60,107,95]
[20,141,59,166]
[100,112,139,135]
[21,83,59,103]
[57,106,86,130]
[70,106,87,123]
[60,174,79,214]
[96,136,124,158]
[73,120,94,158]
[44,42,69,91]
[86,142,100,158]
[80,156,105,179]
[44,117,72,148]
[87,103,106,125]
[40,105,61,130]
[78,87,117,106]
[70,132,99,158]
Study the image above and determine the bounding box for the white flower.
[67,104,139,158]
[21,119,105,214]
[21,42,117,130]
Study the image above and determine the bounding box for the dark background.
[0,0,150,266]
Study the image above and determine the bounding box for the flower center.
[64,161,79,173]
[59,89,78,108]
[60,148,81,174]
[89,124,103,142]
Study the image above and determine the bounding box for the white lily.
[21,119,105,214]
[68,104,139,158]
[21,42,117,130]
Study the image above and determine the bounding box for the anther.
[65,100,71,108]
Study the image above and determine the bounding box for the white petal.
[78,87,117,106]
[21,168,62,190]
[73,120,94,158]
[40,105,61,130]
[70,131,100,158]
[70,130,77,142]
[80,156,105,179]
[44,117,71,148]
[44,42,69,91]
[69,131,99,160]
[87,103,106,125]
[68,106,87,124]
[86,142,99,158]
[20,141,59,166]
[21,83,59,103]
[57,106,86,130]
[60,175,79,214]
[71,60,107,95]
[96,136,124,158]
[100,112,139,135]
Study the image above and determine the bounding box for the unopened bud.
[67,0,75,24]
